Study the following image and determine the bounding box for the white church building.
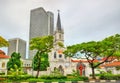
[30,11,95,77]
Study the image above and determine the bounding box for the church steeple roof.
[56,10,62,30]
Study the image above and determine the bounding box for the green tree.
[32,52,49,71]
[64,34,120,79]
[0,36,9,48]
[7,52,22,75]
[30,35,54,78]
[57,42,64,48]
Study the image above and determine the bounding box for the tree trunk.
[36,55,41,78]
[36,69,40,78]
[91,67,96,79]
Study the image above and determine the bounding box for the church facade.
[49,11,71,75]
[31,11,93,77]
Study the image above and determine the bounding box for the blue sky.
[0,0,120,54]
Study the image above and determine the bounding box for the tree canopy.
[30,35,54,78]
[64,34,120,79]
[7,52,22,70]
[32,52,49,71]
[7,52,23,75]
[0,36,9,48]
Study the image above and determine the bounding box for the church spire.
[56,10,62,30]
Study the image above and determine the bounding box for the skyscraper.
[29,7,54,59]
[8,38,26,59]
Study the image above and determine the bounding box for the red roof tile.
[101,57,116,61]
[102,61,120,67]
[71,59,99,63]
[71,56,117,63]
[0,50,10,59]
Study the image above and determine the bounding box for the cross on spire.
[58,10,60,13]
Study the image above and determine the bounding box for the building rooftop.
[0,50,10,59]
[71,59,99,63]
[102,61,120,67]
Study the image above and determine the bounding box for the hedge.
[0,75,33,81]
[0,75,88,82]
[40,75,67,79]
[100,74,120,80]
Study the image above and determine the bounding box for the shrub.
[40,75,88,82]
[0,74,88,82]
[0,77,6,81]
[100,74,120,80]
[0,73,5,75]
[67,74,72,76]
[71,76,88,81]
[0,75,33,81]
[40,75,67,79]
[66,70,88,81]
[80,76,89,81]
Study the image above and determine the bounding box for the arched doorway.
[58,65,64,74]
[76,62,85,76]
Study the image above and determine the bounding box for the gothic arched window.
[54,52,56,59]
[54,67,57,71]
[2,62,5,68]
[59,54,62,58]
[59,34,61,39]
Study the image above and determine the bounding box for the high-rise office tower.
[29,7,54,59]
[8,38,26,59]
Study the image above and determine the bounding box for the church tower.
[54,10,64,49]
[49,10,65,75]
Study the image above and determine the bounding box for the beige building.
[22,59,32,74]
[0,50,10,75]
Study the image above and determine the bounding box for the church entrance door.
[58,65,64,75]
[77,62,85,76]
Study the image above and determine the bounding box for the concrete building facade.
[29,7,54,59]
[7,38,26,59]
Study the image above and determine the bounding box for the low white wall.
[28,70,50,77]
